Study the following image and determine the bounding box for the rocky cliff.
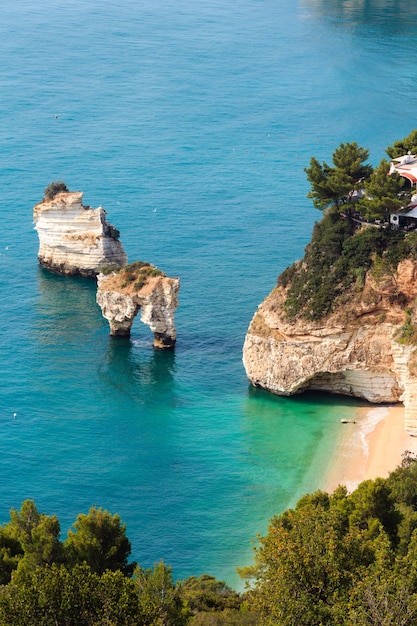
[96,263,179,348]
[33,191,127,276]
[243,255,417,434]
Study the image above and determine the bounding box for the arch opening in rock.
[96,266,179,350]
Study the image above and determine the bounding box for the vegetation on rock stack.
[44,180,69,200]
[101,261,165,291]
[279,131,417,321]
[120,261,164,291]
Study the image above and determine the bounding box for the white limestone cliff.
[33,191,127,276]
[243,259,417,434]
[96,265,179,349]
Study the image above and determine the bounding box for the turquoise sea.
[1,0,417,588]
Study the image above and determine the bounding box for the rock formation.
[33,191,127,276]
[96,263,179,348]
[243,258,417,434]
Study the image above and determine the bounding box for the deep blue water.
[1,0,417,588]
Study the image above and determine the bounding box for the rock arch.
[96,271,179,349]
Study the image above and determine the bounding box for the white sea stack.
[33,191,127,276]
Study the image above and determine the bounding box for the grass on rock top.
[100,261,165,292]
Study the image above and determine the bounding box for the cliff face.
[33,191,127,276]
[243,259,417,434]
[96,265,179,348]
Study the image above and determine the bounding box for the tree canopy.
[304,134,417,219]
[241,452,417,626]
[357,158,408,220]
[386,129,417,159]
[64,506,134,576]
[305,142,372,211]
[3,455,417,624]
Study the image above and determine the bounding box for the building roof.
[405,206,417,218]
[390,153,417,184]
[392,204,417,218]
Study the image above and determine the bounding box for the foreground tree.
[135,561,190,626]
[0,529,22,585]
[348,529,417,625]
[0,563,141,626]
[64,506,134,576]
[181,574,241,614]
[240,454,417,625]
[241,486,411,624]
[5,500,62,579]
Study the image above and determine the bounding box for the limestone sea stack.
[33,190,127,276]
[243,247,417,435]
[96,262,180,348]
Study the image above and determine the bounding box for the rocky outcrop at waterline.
[96,262,180,348]
[34,185,180,348]
[33,190,127,277]
[243,223,417,434]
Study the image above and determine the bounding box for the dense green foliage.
[65,506,134,576]
[278,209,414,320]
[304,142,372,211]
[386,129,417,159]
[0,502,252,625]
[281,131,417,320]
[44,181,69,200]
[241,452,417,625]
[4,457,417,624]
[304,133,415,218]
[358,158,407,220]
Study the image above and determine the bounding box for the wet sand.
[326,404,417,493]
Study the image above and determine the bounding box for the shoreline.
[325,403,417,494]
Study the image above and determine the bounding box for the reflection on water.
[99,335,177,408]
[34,267,102,345]
[303,0,417,32]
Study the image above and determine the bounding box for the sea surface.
[1,0,417,588]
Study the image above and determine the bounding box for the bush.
[44,181,69,200]
[281,210,410,321]
[119,262,164,291]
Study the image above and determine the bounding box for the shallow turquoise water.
[1,0,417,588]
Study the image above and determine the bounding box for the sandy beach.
[326,404,417,493]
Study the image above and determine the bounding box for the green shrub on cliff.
[386,129,417,159]
[279,210,411,321]
[304,142,373,211]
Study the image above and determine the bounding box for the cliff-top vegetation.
[278,131,417,321]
